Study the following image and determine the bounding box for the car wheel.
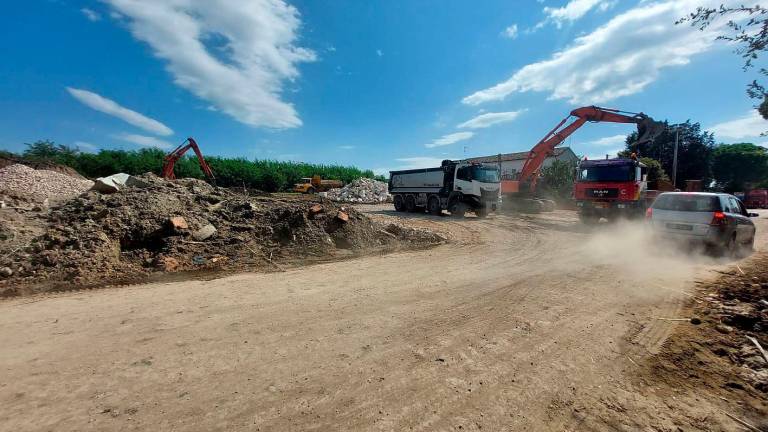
[736,235,755,258]
[723,234,737,259]
[393,195,405,212]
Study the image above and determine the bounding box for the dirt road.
[1,209,765,431]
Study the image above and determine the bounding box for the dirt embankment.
[0,174,444,297]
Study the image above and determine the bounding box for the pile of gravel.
[0,164,94,203]
[326,178,391,204]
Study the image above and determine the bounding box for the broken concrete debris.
[168,216,189,232]
[326,178,391,204]
[91,173,150,194]
[0,163,94,203]
[0,173,444,296]
[192,224,217,241]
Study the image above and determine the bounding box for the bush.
[13,140,379,192]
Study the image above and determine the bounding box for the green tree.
[638,157,670,187]
[622,120,715,189]
[679,5,768,121]
[540,159,576,201]
[712,143,768,192]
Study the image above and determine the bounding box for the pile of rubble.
[0,173,442,296]
[326,178,391,204]
[0,164,94,203]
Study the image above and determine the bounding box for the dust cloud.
[552,220,728,295]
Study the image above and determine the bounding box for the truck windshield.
[470,166,500,183]
[579,165,633,182]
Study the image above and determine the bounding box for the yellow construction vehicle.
[293,175,343,194]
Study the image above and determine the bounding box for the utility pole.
[672,128,679,189]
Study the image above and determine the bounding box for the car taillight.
[645,207,653,220]
[710,211,727,226]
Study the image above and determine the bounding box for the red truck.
[745,189,768,208]
[574,157,658,223]
[500,106,664,221]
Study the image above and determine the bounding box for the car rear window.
[652,194,721,212]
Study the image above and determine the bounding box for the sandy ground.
[0,208,766,431]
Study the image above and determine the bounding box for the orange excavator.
[161,137,215,181]
[503,106,664,213]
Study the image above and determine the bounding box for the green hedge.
[15,140,382,192]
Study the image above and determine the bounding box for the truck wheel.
[427,196,441,215]
[579,213,598,225]
[449,202,466,218]
[405,195,417,212]
[307,187,316,194]
[475,207,488,218]
[393,195,405,212]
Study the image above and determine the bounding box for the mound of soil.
[0,174,444,296]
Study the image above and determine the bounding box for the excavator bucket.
[635,117,665,146]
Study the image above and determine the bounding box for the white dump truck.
[388,160,500,217]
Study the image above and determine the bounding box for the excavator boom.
[161,137,215,181]
[506,106,663,194]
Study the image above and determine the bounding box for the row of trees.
[622,121,768,192]
[536,120,768,202]
[10,140,383,192]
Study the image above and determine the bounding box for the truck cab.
[574,157,650,223]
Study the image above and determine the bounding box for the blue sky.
[1,0,764,174]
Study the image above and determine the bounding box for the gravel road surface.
[1,208,765,431]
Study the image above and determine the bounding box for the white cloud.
[81,8,101,21]
[586,147,623,160]
[376,49,384,57]
[458,110,526,129]
[583,134,627,146]
[542,0,611,28]
[338,145,356,150]
[104,0,316,129]
[73,141,99,153]
[708,110,767,141]
[425,131,474,148]
[502,24,518,39]
[67,87,173,136]
[113,133,173,149]
[463,0,729,106]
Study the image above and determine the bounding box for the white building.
[466,147,579,180]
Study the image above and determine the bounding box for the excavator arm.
[508,106,662,194]
[161,137,215,181]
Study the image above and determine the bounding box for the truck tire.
[449,202,466,218]
[427,196,441,215]
[475,207,488,218]
[393,195,405,212]
[307,187,316,194]
[405,195,417,212]
[579,213,599,225]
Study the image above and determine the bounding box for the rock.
[168,216,189,232]
[690,317,702,325]
[0,267,13,278]
[309,204,324,215]
[715,324,733,334]
[192,224,217,241]
[336,211,349,222]
[326,178,391,204]
[91,173,150,194]
[154,256,179,272]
